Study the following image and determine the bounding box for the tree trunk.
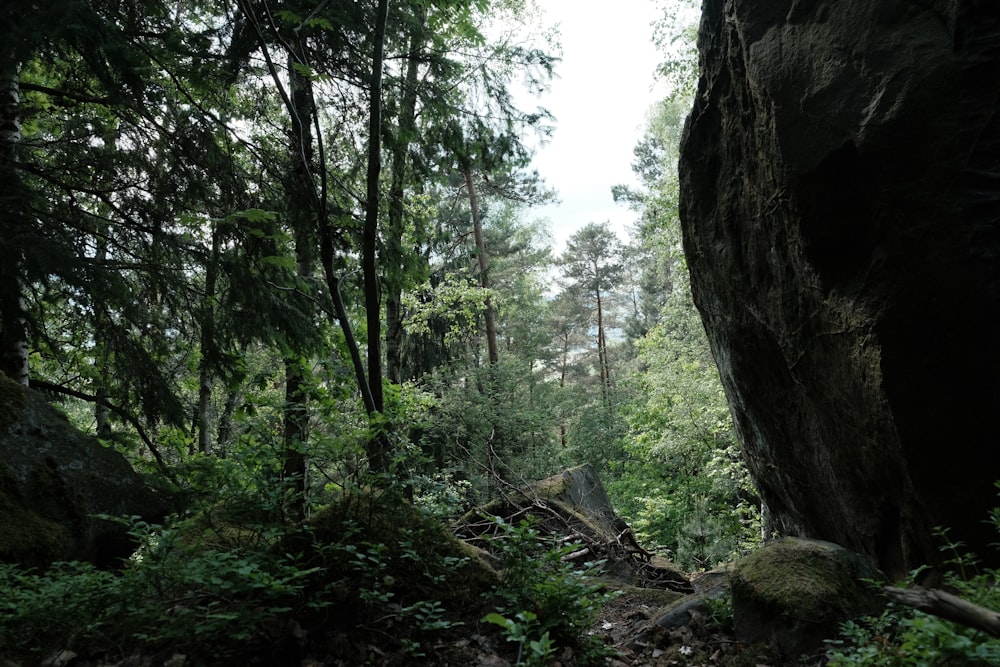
[360,0,391,473]
[282,50,317,517]
[885,586,1000,638]
[93,230,112,439]
[0,59,28,385]
[216,382,239,456]
[595,284,610,405]
[464,168,499,366]
[283,358,308,516]
[385,12,424,384]
[197,225,221,454]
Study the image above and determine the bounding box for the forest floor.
[362,580,796,667]
[16,571,813,667]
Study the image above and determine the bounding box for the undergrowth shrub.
[0,520,315,661]
[826,488,1000,666]
[483,516,619,666]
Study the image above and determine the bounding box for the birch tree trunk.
[0,58,29,385]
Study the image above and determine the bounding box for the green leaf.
[291,62,315,79]
[273,9,302,25]
[305,17,335,31]
[482,612,512,629]
[233,208,278,224]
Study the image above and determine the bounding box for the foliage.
[826,502,1000,666]
[703,591,735,633]
[826,604,1000,667]
[600,87,760,571]
[483,517,617,666]
[0,489,493,663]
[419,358,560,502]
[0,521,317,660]
[608,289,759,570]
[652,0,701,102]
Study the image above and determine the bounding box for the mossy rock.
[0,374,166,568]
[0,462,72,565]
[173,500,284,553]
[0,373,26,434]
[730,537,885,658]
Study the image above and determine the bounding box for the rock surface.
[730,538,883,657]
[0,373,166,567]
[679,0,1000,577]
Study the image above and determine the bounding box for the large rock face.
[0,374,166,567]
[679,1,1000,578]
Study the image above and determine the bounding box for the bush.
[826,493,1000,666]
[0,525,312,661]
[483,516,618,666]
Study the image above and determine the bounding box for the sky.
[526,1,668,255]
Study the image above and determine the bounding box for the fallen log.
[884,586,1000,638]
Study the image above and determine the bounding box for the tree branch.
[18,82,113,105]
[28,379,175,481]
[884,586,1000,638]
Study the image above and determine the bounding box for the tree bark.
[360,0,391,472]
[384,12,424,384]
[197,224,221,454]
[465,168,499,366]
[283,50,317,516]
[595,280,610,405]
[216,382,240,455]
[0,59,28,385]
[283,358,308,517]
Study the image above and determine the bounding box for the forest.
[0,0,753,557]
[4,0,1000,664]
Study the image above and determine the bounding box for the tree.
[0,0,238,441]
[558,222,624,405]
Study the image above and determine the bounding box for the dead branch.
[561,547,591,562]
[615,527,655,563]
[884,586,1000,638]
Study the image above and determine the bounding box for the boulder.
[679,0,1000,577]
[0,373,166,567]
[730,538,884,657]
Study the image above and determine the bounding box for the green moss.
[732,538,881,622]
[0,464,71,567]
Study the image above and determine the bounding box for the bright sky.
[528,0,667,254]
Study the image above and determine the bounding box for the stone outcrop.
[0,373,166,567]
[679,1,1000,578]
